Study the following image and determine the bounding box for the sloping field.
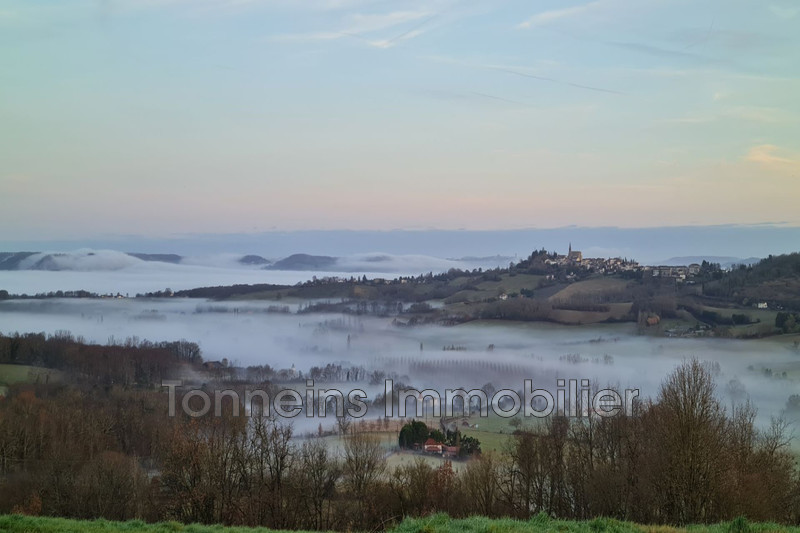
[548,278,632,303]
[548,303,633,325]
[445,274,544,304]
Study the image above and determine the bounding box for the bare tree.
[297,439,341,530]
[342,432,386,527]
[654,359,726,524]
[336,413,352,436]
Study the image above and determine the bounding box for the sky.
[1,0,799,241]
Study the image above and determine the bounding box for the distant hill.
[239,254,271,266]
[127,252,183,263]
[266,253,337,271]
[450,254,515,263]
[0,252,37,270]
[660,256,761,269]
[0,251,271,270]
[0,249,485,274]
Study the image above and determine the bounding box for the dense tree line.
[703,253,800,310]
[0,289,101,300]
[1,336,799,529]
[776,312,800,333]
[171,284,284,299]
[0,332,201,386]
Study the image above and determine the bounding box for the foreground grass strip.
[393,514,797,533]
[0,515,312,533]
[0,514,797,533]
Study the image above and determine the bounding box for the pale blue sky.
[1,0,798,240]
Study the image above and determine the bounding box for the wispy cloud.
[347,10,430,32]
[369,28,427,48]
[271,8,435,47]
[518,0,604,28]
[745,145,800,174]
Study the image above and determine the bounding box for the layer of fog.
[1,298,797,430]
[0,268,398,296]
[4,225,800,265]
[0,249,510,295]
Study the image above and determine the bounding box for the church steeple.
[569,242,572,255]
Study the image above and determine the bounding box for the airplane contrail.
[490,66,625,95]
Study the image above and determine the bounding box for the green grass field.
[444,274,544,304]
[456,412,527,453]
[690,304,779,338]
[0,364,62,388]
[697,304,778,325]
[0,514,795,533]
[459,413,555,454]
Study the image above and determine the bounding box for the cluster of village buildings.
[547,244,703,281]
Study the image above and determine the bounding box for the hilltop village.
[163,250,800,340]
